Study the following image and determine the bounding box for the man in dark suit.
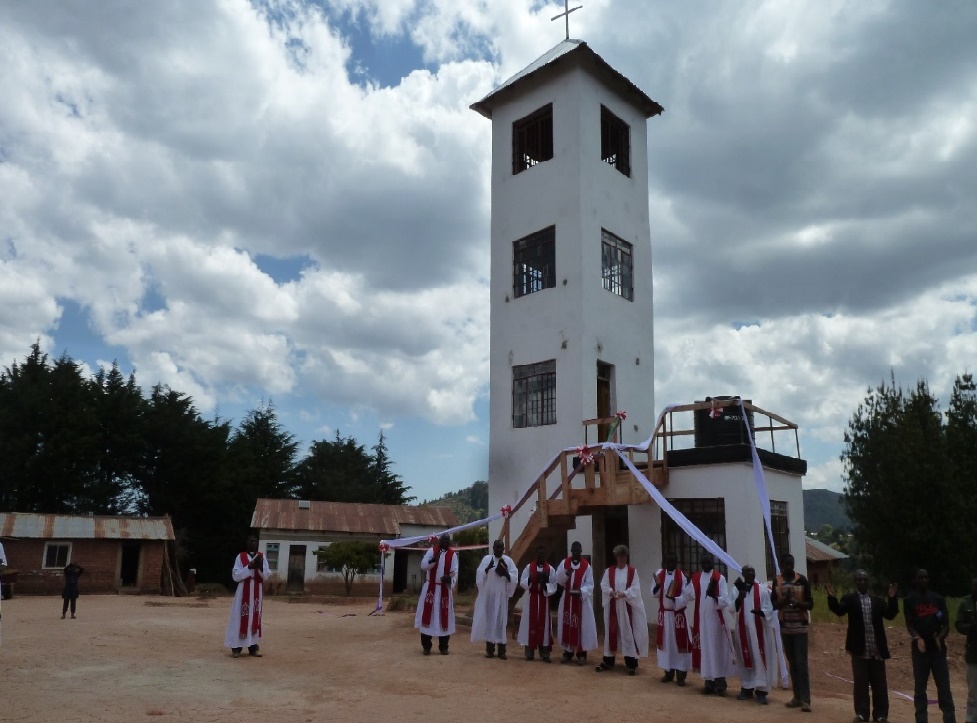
[827,571,899,723]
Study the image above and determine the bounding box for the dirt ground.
[0,595,970,722]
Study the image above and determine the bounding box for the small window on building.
[601,105,631,177]
[661,499,727,576]
[513,360,557,428]
[512,103,554,174]
[765,500,791,581]
[264,543,280,572]
[601,229,634,301]
[316,546,330,573]
[513,226,556,298]
[43,541,71,569]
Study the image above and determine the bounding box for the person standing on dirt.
[471,539,517,660]
[61,562,85,619]
[224,535,270,658]
[517,544,556,662]
[772,553,814,713]
[905,568,956,723]
[953,575,977,723]
[415,533,458,656]
[827,570,899,723]
[653,552,691,686]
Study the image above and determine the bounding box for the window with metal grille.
[43,542,71,569]
[601,105,630,177]
[601,229,634,301]
[264,542,280,571]
[512,104,554,174]
[765,500,791,581]
[661,499,728,576]
[513,226,556,298]
[512,360,557,428]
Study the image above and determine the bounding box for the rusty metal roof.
[0,512,175,541]
[251,499,459,537]
[805,536,849,563]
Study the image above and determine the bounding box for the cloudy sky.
[1,0,975,500]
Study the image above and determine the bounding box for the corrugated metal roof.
[0,512,175,541]
[251,499,459,537]
[470,39,664,119]
[805,536,849,562]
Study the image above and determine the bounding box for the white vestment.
[600,565,649,659]
[654,568,691,671]
[729,581,777,691]
[414,547,459,637]
[553,559,598,652]
[471,554,517,644]
[223,552,271,649]
[683,571,736,680]
[517,563,557,647]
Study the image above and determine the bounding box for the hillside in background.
[424,481,488,523]
[803,489,851,532]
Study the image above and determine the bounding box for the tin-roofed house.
[805,536,850,585]
[0,512,175,595]
[251,499,459,596]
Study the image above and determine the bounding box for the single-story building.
[0,512,175,595]
[251,498,459,596]
[805,536,850,585]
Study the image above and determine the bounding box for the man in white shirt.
[596,544,649,676]
[653,552,692,685]
[471,539,517,659]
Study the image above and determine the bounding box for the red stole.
[421,548,455,631]
[690,570,728,669]
[559,558,590,650]
[239,552,263,639]
[608,565,636,654]
[527,563,552,648]
[656,569,689,652]
[738,583,766,670]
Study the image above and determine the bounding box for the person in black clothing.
[827,570,899,723]
[905,568,956,723]
[953,576,977,723]
[62,562,84,619]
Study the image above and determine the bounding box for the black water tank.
[693,396,755,447]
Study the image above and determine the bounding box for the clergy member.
[554,541,597,665]
[224,535,271,658]
[518,544,556,662]
[731,564,777,705]
[596,544,649,676]
[415,533,459,656]
[471,539,518,659]
[653,552,691,685]
[683,553,735,696]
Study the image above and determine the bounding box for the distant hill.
[424,481,489,523]
[803,489,852,532]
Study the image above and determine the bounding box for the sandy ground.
[0,595,970,723]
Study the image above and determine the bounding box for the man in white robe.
[596,544,649,676]
[730,564,777,705]
[224,535,271,658]
[471,539,517,659]
[517,544,556,662]
[554,541,598,664]
[683,553,736,696]
[414,533,459,656]
[653,552,692,685]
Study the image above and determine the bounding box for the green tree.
[455,526,489,592]
[227,403,299,500]
[317,541,381,595]
[371,431,414,504]
[293,431,413,504]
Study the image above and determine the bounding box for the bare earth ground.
[1,595,969,723]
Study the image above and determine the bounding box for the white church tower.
[471,40,663,568]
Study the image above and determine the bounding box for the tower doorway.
[597,362,614,442]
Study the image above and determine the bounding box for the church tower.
[471,40,663,565]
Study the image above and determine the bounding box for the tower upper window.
[512,360,557,428]
[601,105,631,177]
[512,104,554,174]
[601,229,634,301]
[513,226,556,299]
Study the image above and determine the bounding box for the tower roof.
[470,39,664,119]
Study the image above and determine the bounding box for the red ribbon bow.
[615,410,627,421]
[500,505,512,518]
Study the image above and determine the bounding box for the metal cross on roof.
[551,0,582,40]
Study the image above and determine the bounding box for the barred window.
[513,226,556,298]
[513,104,554,174]
[601,230,634,301]
[765,500,790,581]
[513,360,556,428]
[661,499,728,576]
[601,105,630,177]
[264,542,280,571]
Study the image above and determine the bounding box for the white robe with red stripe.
[414,547,459,637]
[224,552,271,649]
[600,565,649,659]
[683,571,735,680]
[517,563,557,647]
[471,554,517,644]
[553,559,598,653]
[729,581,777,691]
[654,568,691,671]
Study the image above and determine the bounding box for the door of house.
[393,549,408,593]
[597,362,614,442]
[603,506,630,568]
[286,545,306,594]
[120,542,141,587]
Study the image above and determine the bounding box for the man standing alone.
[905,568,956,723]
[471,539,517,659]
[773,554,814,712]
[224,535,270,658]
[827,571,899,722]
[954,576,977,723]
